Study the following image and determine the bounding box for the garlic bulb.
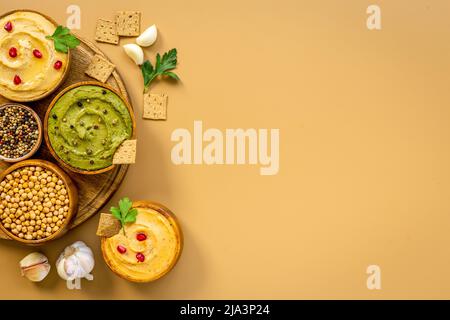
[56,241,94,283]
[123,44,144,65]
[20,252,51,282]
[136,25,157,47]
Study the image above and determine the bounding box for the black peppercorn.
[0,105,39,159]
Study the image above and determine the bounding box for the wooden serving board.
[0,36,131,240]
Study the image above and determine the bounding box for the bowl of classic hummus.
[101,201,183,283]
[44,81,135,174]
[0,10,70,102]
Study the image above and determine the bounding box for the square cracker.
[113,140,137,164]
[96,213,121,237]
[143,92,168,120]
[85,54,116,83]
[95,19,119,44]
[116,11,141,36]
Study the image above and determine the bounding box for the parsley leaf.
[119,197,133,218]
[46,26,80,53]
[141,61,154,88]
[124,208,138,223]
[110,207,122,221]
[141,48,180,91]
[110,197,138,235]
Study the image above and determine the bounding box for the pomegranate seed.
[136,253,145,262]
[33,49,42,58]
[4,21,12,32]
[116,245,127,254]
[13,75,21,85]
[136,233,147,241]
[8,47,17,58]
[54,60,62,70]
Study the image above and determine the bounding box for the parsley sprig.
[141,48,180,91]
[46,26,80,53]
[110,197,138,235]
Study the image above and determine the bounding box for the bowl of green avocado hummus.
[45,82,135,174]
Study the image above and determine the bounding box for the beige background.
[1,0,450,299]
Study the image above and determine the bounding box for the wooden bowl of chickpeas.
[0,159,78,245]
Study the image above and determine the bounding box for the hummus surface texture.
[0,11,68,101]
[47,85,132,171]
[102,206,181,282]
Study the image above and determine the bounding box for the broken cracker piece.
[116,11,141,36]
[113,139,137,164]
[95,19,119,44]
[85,54,116,83]
[96,213,121,237]
[143,92,168,120]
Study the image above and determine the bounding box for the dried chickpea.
[0,166,70,240]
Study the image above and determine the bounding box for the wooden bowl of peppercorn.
[0,103,43,163]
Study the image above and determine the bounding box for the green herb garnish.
[141,48,180,92]
[110,197,138,235]
[46,26,80,53]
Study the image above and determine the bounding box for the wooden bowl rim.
[0,103,43,162]
[0,9,71,103]
[0,159,78,245]
[101,200,184,283]
[44,81,136,175]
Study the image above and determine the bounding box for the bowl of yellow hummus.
[101,201,183,283]
[0,10,70,102]
[44,81,136,175]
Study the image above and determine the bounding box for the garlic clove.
[20,252,47,268]
[56,256,69,281]
[22,263,51,282]
[71,241,95,275]
[136,25,157,47]
[19,252,51,282]
[123,44,144,65]
[78,251,95,274]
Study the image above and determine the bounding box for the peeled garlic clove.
[123,44,144,65]
[19,252,51,282]
[136,25,157,47]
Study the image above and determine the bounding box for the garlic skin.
[56,241,94,282]
[123,44,144,65]
[136,25,157,47]
[20,252,51,282]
